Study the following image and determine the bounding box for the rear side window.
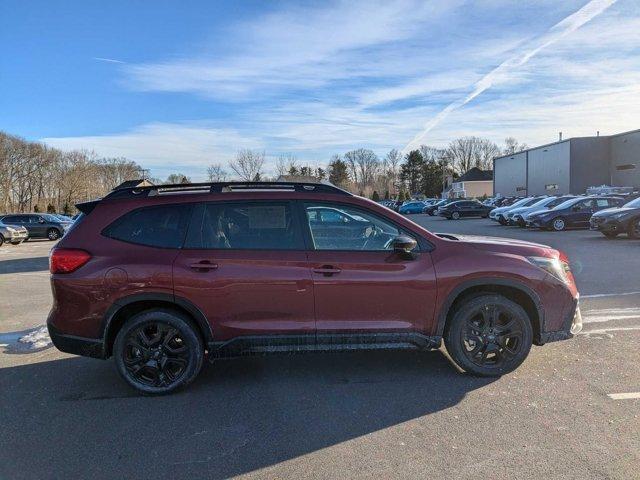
[103,204,192,248]
[185,201,303,250]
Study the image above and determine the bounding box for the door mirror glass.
[391,235,417,255]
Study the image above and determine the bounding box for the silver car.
[0,220,29,246]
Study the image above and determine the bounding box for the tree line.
[1,128,527,214]
[0,131,146,214]
[204,136,527,200]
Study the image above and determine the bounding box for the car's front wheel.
[551,217,566,231]
[444,294,533,377]
[0,235,4,247]
[114,309,204,395]
[603,231,618,239]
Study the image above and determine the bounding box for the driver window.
[304,203,403,251]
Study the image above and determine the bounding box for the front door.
[302,201,437,334]
[570,198,595,227]
[173,201,315,341]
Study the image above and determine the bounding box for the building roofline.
[494,127,640,161]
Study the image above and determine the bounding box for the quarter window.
[304,203,406,251]
[185,202,303,250]
[103,204,192,248]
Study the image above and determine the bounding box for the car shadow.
[0,256,49,274]
[1,350,495,479]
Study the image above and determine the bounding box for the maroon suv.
[48,182,582,394]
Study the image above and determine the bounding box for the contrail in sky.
[402,0,618,153]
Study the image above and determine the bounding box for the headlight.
[526,256,571,285]
[6,227,17,233]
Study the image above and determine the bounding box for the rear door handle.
[313,265,341,276]
[189,261,218,271]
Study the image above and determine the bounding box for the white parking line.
[607,392,640,400]
[582,308,640,323]
[582,291,640,299]
[580,326,640,335]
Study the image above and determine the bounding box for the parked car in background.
[48,181,582,394]
[520,196,576,227]
[590,196,640,239]
[528,196,624,231]
[0,220,29,246]
[423,198,456,216]
[398,201,428,214]
[0,213,67,240]
[437,200,493,220]
[51,214,75,230]
[490,197,543,225]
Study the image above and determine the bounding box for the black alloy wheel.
[444,294,533,376]
[451,211,461,220]
[114,310,204,394]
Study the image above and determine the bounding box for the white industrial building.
[493,129,640,196]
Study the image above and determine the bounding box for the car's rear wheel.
[552,217,566,231]
[451,211,461,220]
[628,218,640,239]
[47,228,61,240]
[114,309,204,395]
[603,231,618,239]
[444,294,533,377]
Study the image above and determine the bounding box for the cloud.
[402,0,619,152]
[93,57,125,64]
[42,123,263,179]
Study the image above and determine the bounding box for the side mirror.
[391,235,418,258]
[39,218,45,223]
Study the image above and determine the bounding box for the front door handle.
[189,261,218,271]
[313,265,341,276]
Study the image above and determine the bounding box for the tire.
[47,228,61,240]
[428,211,435,216]
[113,309,204,395]
[451,211,461,220]
[628,218,640,239]
[0,235,4,247]
[444,294,533,377]
[551,217,566,231]
[498,216,507,225]
[602,231,618,239]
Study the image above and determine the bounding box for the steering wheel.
[361,225,383,250]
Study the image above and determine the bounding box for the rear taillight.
[49,248,91,274]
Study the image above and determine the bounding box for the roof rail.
[104,181,352,200]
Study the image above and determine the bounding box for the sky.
[1,0,639,180]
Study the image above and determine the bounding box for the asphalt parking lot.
[1,219,639,480]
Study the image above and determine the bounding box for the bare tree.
[207,164,227,182]
[229,149,265,181]
[275,153,297,177]
[165,173,191,184]
[344,148,380,191]
[445,136,500,173]
[503,137,528,155]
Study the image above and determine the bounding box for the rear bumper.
[47,322,105,359]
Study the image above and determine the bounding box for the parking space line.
[580,326,640,334]
[607,392,640,400]
[582,291,640,299]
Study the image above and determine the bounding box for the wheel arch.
[436,278,544,344]
[101,293,213,357]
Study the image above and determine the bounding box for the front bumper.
[590,217,623,233]
[538,298,582,344]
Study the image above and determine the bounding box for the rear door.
[570,199,595,227]
[301,201,437,334]
[172,201,315,341]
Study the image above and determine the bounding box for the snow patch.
[19,325,52,350]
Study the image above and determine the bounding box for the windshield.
[552,197,582,210]
[507,197,534,208]
[528,197,552,208]
[42,214,60,222]
[623,197,640,208]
